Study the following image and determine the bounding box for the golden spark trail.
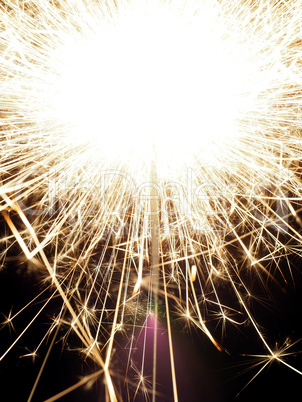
[150,153,160,402]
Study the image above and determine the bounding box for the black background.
[0,253,301,402]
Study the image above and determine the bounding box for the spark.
[1,0,302,401]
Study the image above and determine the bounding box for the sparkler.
[1,0,302,400]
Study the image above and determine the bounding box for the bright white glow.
[51,3,248,177]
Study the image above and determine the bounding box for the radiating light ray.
[1,0,302,400]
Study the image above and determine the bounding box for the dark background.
[0,254,301,402]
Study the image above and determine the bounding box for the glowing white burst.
[53,5,244,171]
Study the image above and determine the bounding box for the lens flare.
[1,0,302,401]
